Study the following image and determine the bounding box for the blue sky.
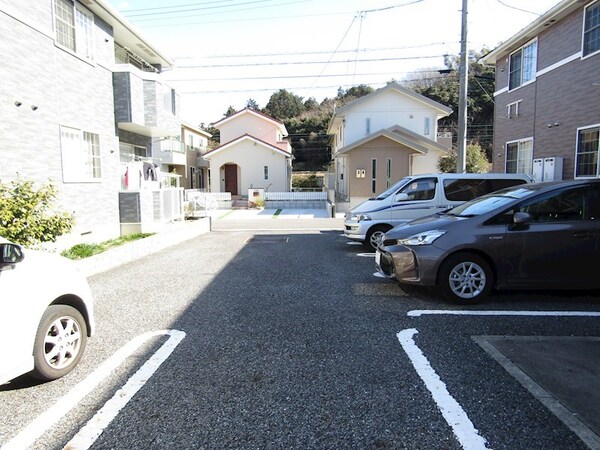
[105,0,561,126]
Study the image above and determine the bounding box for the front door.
[224,164,238,195]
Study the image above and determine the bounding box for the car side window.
[399,178,436,201]
[518,186,594,222]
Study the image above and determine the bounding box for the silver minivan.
[344,173,533,250]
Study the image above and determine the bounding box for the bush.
[438,144,490,173]
[0,178,74,246]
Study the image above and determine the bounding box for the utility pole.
[457,0,468,172]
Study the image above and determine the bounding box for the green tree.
[438,144,490,173]
[263,89,306,120]
[0,178,74,246]
[224,105,237,117]
[246,98,260,110]
[404,48,495,157]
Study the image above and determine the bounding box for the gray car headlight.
[398,230,446,246]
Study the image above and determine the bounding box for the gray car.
[375,179,600,303]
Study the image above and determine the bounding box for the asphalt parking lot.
[2,210,599,449]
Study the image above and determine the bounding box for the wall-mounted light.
[14,101,22,107]
[31,105,38,111]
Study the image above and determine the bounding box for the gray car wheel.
[32,305,88,381]
[439,253,493,303]
[364,225,392,251]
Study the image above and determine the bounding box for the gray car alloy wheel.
[439,253,493,303]
[32,305,88,380]
[365,225,392,251]
[448,261,487,299]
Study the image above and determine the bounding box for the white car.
[0,237,95,384]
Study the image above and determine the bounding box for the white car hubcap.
[44,317,81,369]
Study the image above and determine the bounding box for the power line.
[121,0,238,13]
[169,70,425,82]
[174,42,458,60]
[174,54,447,69]
[127,0,310,21]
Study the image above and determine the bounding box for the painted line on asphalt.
[397,329,490,450]
[345,241,362,245]
[1,330,185,450]
[407,310,600,317]
[63,330,185,449]
[357,252,375,257]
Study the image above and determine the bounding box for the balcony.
[113,70,180,138]
[153,138,186,166]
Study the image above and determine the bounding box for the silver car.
[376,179,600,303]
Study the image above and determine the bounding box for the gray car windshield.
[445,186,536,217]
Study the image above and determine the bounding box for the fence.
[185,190,232,213]
[265,191,327,209]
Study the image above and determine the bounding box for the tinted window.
[398,178,436,201]
[443,178,527,202]
[518,186,599,222]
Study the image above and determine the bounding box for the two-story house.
[0,0,183,245]
[204,108,293,196]
[327,82,452,211]
[482,0,600,181]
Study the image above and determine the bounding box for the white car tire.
[32,305,88,381]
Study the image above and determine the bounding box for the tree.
[224,106,237,117]
[246,98,259,110]
[438,144,490,173]
[263,89,306,120]
[404,48,495,157]
[0,178,74,246]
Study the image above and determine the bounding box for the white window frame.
[508,39,537,91]
[582,0,600,59]
[574,124,600,178]
[424,117,431,136]
[53,0,94,60]
[60,126,102,182]
[506,99,522,119]
[505,138,533,175]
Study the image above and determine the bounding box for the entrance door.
[224,164,238,195]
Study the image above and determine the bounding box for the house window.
[509,40,537,90]
[506,100,522,119]
[53,0,94,59]
[60,126,101,182]
[264,166,269,180]
[575,126,600,177]
[386,159,392,188]
[583,1,600,57]
[371,159,377,194]
[119,143,147,163]
[506,139,533,175]
[366,118,371,135]
[424,117,431,136]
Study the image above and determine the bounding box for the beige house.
[205,109,292,196]
[327,82,452,210]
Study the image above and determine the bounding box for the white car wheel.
[32,305,87,381]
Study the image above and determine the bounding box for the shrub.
[438,144,490,173]
[0,178,74,246]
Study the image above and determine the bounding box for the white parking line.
[357,252,375,257]
[397,329,490,450]
[1,330,185,450]
[408,310,600,317]
[64,330,185,449]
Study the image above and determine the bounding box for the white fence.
[265,192,327,201]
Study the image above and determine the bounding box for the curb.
[75,217,211,278]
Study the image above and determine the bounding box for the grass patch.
[61,232,155,260]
